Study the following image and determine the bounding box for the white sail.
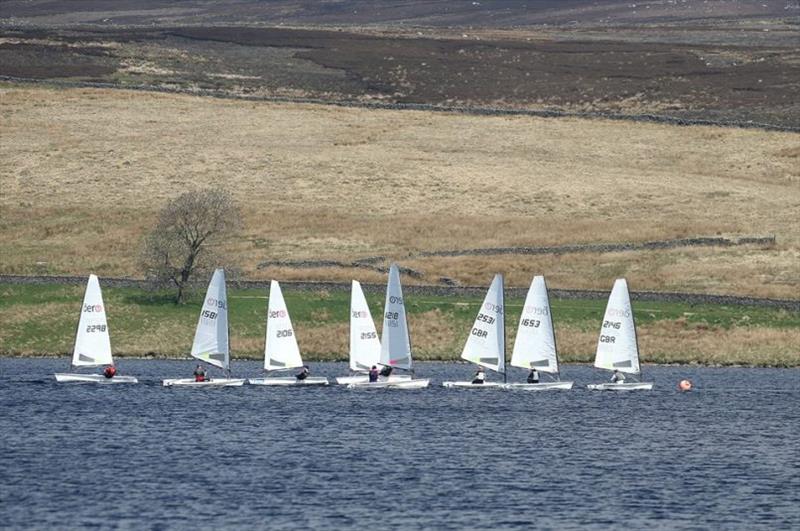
[264,280,304,371]
[379,264,412,371]
[595,278,640,374]
[461,274,505,374]
[511,275,559,374]
[190,268,230,370]
[350,280,381,372]
[72,274,113,367]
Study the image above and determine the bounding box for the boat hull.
[248,377,329,386]
[505,381,574,390]
[347,378,430,389]
[55,373,138,384]
[162,378,245,387]
[442,381,505,389]
[335,374,411,385]
[587,382,654,391]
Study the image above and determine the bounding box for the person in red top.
[103,365,116,379]
[193,364,207,382]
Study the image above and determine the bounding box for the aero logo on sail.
[206,298,227,309]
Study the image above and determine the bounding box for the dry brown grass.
[1,86,798,298]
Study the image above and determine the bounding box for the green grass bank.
[1,284,798,367]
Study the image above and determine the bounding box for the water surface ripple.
[1,360,798,529]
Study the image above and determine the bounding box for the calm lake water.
[1,359,798,530]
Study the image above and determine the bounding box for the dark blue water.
[1,359,798,530]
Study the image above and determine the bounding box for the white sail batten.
[461,274,505,373]
[350,280,381,372]
[379,264,413,371]
[511,275,559,374]
[264,280,304,371]
[190,268,230,370]
[72,274,113,367]
[594,278,640,374]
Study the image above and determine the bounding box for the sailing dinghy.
[587,279,653,391]
[506,276,573,390]
[55,274,138,384]
[443,274,507,389]
[162,269,245,387]
[249,281,329,386]
[335,280,410,385]
[347,264,429,389]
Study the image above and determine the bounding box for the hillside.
[1,86,797,298]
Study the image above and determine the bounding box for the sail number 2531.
[476,313,495,325]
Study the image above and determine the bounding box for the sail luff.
[500,274,507,383]
[545,277,561,380]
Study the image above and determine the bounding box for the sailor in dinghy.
[443,274,507,389]
[249,280,329,386]
[587,279,654,391]
[505,276,573,390]
[162,268,245,387]
[347,264,429,389]
[335,280,409,385]
[55,274,138,384]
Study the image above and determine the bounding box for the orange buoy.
[679,379,692,391]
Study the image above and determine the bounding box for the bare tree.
[140,188,241,303]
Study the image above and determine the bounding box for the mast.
[545,277,560,382]
[631,286,642,382]
[501,274,506,384]
[227,319,232,378]
[69,290,86,371]
[404,270,415,377]
[70,283,84,371]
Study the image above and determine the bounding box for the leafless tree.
[140,188,241,303]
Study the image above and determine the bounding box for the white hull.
[505,381,574,390]
[55,373,138,384]
[587,382,654,391]
[335,374,411,385]
[347,378,430,389]
[162,378,245,387]
[442,381,506,389]
[248,377,329,386]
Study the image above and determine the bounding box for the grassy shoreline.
[1,284,797,367]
